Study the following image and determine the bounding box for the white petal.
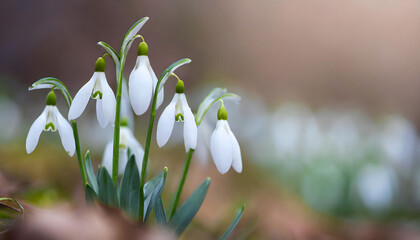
[157,87,164,109]
[119,149,128,175]
[102,141,113,175]
[181,95,197,151]
[227,124,242,173]
[99,73,116,123]
[147,59,164,109]
[96,100,108,128]
[55,107,75,156]
[210,120,232,174]
[68,73,96,120]
[129,63,153,115]
[195,135,209,166]
[26,107,47,154]
[129,137,145,175]
[156,94,178,147]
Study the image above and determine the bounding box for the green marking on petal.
[92,91,103,99]
[175,113,184,122]
[45,122,55,131]
[119,144,126,149]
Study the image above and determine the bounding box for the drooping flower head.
[26,91,75,156]
[210,100,242,174]
[68,57,116,128]
[156,77,197,152]
[102,118,144,175]
[129,40,164,116]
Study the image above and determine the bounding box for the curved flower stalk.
[68,57,116,128]
[210,100,242,174]
[156,78,197,152]
[129,40,164,115]
[102,118,144,175]
[26,91,75,156]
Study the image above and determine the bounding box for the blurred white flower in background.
[355,164,397,212]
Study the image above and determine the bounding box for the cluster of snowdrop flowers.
[24,17,245,236]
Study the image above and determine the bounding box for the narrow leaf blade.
[97,167,118,206]
[168,178,211,235]
[121,17,149,56]
[84,150,98,193]
[144,167,167,221]
[219,204,246,240]
[119,155,140,220]
[29,77,73,107]
[195,88,241,126]
[154,197,167,226]
[84,184,97,203]
[157,58,191,92]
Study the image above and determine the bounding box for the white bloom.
[102,126,144,175]
[156,83,197,152]
[210,103,242,174]
[129,42,164,116]
[195,120,212,166]
[26,92,75,156]
[68,57,116,128]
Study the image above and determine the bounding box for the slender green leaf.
[0,198,24,232]
[0,198,24,217]
[97,167,118,206]
[84,184,97,203]
[119,155,140,220]
[144,170,164,197]
[144,168,167,221]
[84,150,98,193]
[154,197,167,226]
[121,17,149,57]
[29,77,72,107]
[168,178,211,235]
[195,88,241,126]
[157,58,191,92]
[97,41,120,65]
[97,41,121,79]
[219,203,246,240]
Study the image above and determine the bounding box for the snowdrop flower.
[68,57,116,128]
[102,118,144,175]
[156,79,197,152]
[26,91,75,156]
[210,101,242,174]
[129,41,164,115]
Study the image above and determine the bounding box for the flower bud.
[217,101,228,120]
[175,79,185,94]
[137,42,149,56]
[94,57,106,72]
[46,91,57,106]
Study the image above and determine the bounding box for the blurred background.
[2,0,420,239]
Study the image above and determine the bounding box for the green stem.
[112,58,126,185]
[139,80,161,222]
[71,121,88,185]
[169,148,194,220]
